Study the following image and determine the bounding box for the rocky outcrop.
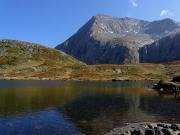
[56,14,180,64]
[105,123,180,135]
[139,32,180,63]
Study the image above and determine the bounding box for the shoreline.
[0,77,160,81]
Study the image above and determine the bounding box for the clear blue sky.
[0,0,180,47]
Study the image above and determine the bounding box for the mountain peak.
[56,14,180,64]
[94,13,111,18]
[152,18,177,24]
[160,18,175,22]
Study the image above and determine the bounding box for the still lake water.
[0,81,180,135]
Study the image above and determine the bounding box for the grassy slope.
[70,64,168,81]
[0,40,84,79]
[0,40,179,80]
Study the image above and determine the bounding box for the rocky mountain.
[56,14,180,64]
[139,32,180,63]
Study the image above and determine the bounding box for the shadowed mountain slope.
[139,32,180,63]
[56,14,180,64]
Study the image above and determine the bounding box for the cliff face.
[139,32,180,63]
[56,14,180,64]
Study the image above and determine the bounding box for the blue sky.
[0,0,180,47]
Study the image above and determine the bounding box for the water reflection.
[140,95,180,123]
[0,108,83,135]
[0,81,179,135]
[62,87,160,135]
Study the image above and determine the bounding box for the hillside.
[56,14,180,64]
[1,39,180,81]
[0,40,84,79]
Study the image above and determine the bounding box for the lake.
[0,80,180,135]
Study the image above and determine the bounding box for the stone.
[171,124,180,131]
[147,124,153,129]
[161,128,171,135]
[131,130,141,135]
[105,123,180,135]
[157,123,169,129]
[145,129,154,135]
[154,127,162,135]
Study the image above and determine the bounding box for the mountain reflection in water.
[0,81,179,135]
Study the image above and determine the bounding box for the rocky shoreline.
[105,123,180,135]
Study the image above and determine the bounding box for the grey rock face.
[139,32,180,63]
[56,14,180,64]
[144,18,180,38]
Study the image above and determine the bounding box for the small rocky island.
[105,123,180,135]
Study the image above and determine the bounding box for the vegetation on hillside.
[0,40,179,81]
[0,40,84,79]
